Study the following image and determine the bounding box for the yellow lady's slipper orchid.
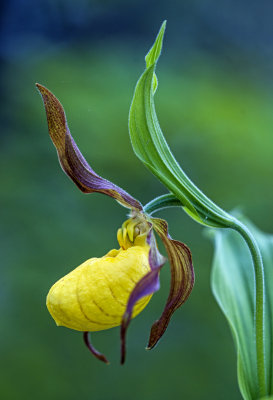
[36,83,194,364]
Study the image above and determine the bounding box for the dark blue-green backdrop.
[1,1,273,399]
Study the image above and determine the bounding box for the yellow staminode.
[46,215,152,331]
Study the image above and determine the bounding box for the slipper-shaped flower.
[36,28,194,364]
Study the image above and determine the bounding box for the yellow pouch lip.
[46,245,152,332]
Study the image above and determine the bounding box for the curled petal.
[147,217,194,349]
[83,332,109,364]
[121,232,165,364]
[120,269,161,364]
[36,83,142,210]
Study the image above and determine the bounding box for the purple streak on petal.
[147,218,194,350]
[120,268,162,364]
[36,83,142,211]
[120,231,165,364]
[83,332,110,364]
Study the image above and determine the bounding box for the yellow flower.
[46,216,152,332]
[37,83,194,364]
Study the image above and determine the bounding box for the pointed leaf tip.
[130,23,234,228]
[145,20,167,68]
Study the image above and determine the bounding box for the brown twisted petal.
[147,217,194,349]
[120,231,165,364]
[36,84,142,211]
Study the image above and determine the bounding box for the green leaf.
[259,397,273,400]
[211,216,273,399]
[129,22,234,228]
[145,20,166,69]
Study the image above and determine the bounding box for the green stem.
[232,219,266,398]
[144,194,266,397]
[143,193,182,214]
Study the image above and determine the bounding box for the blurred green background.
[1,0,273,399]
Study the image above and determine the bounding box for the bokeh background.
[1,1,273,399]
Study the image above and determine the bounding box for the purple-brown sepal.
[36,83,142,210]
[147,218,194,349]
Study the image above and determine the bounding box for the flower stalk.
[145,193,266,398]
[232,219,266,398]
